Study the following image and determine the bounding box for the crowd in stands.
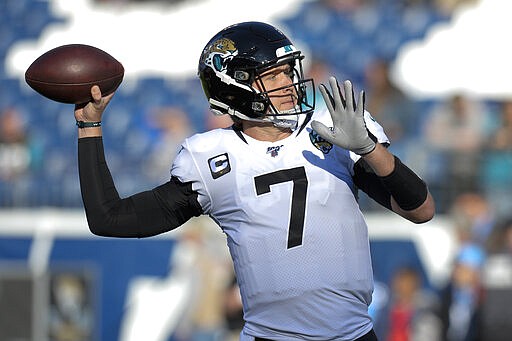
[0,0,484,212]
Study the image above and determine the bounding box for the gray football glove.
[311,77,376,155]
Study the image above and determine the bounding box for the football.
[25,44,124,104]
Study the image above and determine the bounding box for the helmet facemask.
[250,54,314,130]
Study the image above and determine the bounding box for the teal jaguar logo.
[309,130,333,154]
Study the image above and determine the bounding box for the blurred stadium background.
[1,0,512,340]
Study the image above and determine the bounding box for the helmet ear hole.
[234,71,250,81]
[251,102,265,112]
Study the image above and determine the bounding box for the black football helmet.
[198,21,315,131]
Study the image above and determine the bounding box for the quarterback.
[74,22,435,340]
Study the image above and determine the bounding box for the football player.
[74,21,435,341]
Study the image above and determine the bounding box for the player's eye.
[260,71,278,82]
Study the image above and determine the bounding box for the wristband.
[76,120,101,128]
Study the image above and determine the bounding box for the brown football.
[25,44,124,104]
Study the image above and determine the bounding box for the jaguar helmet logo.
[202,38,238,72]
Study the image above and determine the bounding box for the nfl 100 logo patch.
[266,145,284,157]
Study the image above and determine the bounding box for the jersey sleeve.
[171,142,213,214]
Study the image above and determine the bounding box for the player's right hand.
[74,85,115,123]
[311,77,376,155]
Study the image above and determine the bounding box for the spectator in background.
[305,57,334,112]
[438,244,485,341]
[486,217,512,255]
[176,225,233,341]
[449,192,496,247]
[363,59,417,149]
[480,100,512,216]
[422,94,491,210]
[0,107,38,180]
[485,100,512,151]
[375,266,440,341]
[480,217,512,340]
[142,106,194,182]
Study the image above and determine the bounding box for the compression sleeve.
[353,158,392,210]
[378,156,428,211]
[353,156,428,211]
[78,137,202,238]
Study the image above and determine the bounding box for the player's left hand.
[311,77,376,155]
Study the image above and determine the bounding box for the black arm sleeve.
[78,137,203,238]
[378,156,428,211]
[353,156,428,211]
[353,158,393,210]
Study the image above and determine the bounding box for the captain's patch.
[208,153,231,179]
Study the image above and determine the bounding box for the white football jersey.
[171,108,389,340]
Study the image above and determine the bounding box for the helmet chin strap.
[268,114,298,129]
[267,105,300,129]
[232,112,298,129]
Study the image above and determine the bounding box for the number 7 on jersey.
[254,166,308,249]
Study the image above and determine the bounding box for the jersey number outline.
[254,166,308,249]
